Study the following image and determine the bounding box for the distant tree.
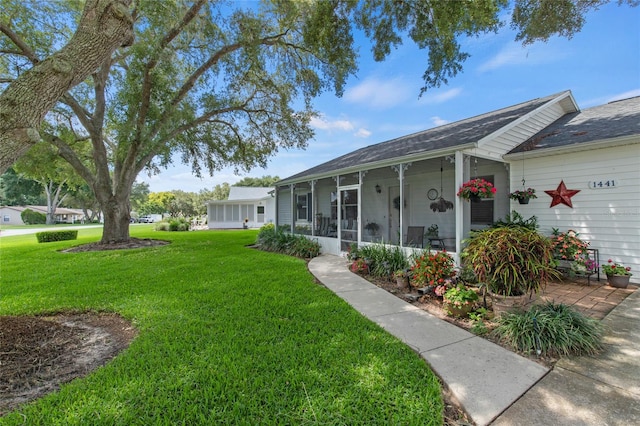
[13,141,84,224]
[0,0,133,174]
[147,192,175,215]
[207,183,231,201]
[64,184,101,223]
[130,181,151,213]
[0,167,44,206]
[138,200,164,216]
[234,175,280,187]
[168,190,199,217]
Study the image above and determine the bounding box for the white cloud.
[310,115,355,132]
[344,76,413,108]
[430,116,450,127]
[477,42,564,72]
[419,88,463,105]
[354,128,372,138]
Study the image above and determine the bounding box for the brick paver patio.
[541,277,638,320]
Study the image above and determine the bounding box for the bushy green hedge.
[21,208,46,225]
[256,224,321,259]
[35,230,78,243]
[154,217,190,232]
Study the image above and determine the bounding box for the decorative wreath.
[393,196,407,210]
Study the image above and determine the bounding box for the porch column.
[290,184,295,233]
[454,151,464,265]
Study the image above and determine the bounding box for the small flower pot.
[444,302,473,318]
[607,274,630,289]
[517,197,529,205]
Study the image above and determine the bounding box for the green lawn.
[0,227,443,425]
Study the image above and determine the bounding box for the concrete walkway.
[493,284,640,425]
[308,255,548,426]
[308,254,640,426]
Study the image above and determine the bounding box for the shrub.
[255,225,321,259]
[461,227,558,296]
[357,243,409,278]
[35,230,78,243]
[410,251,456,288]
[155,217,190,232]
[493,303,603,357]
[21,208,46,225]
[491,210,538,230]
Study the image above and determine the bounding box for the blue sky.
[139,2,640,193]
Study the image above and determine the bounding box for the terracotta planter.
[396,276,409,289]
[607,274,630,289]
[444,302,473,318]
[489,292,537,318]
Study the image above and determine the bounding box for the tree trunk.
[99,196,131,244]
[0,0,133,174]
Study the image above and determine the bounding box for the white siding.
[509,143,640,283]
[480,103,568,159]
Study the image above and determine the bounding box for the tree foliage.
[0,0,133,173]
[2,0,634,243]
[235,175,280,187]
[0,167,44,205]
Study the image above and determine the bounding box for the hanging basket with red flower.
[457,178,497,201]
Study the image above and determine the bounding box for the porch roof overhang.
[277,143,475,186]
[277,91,577,187]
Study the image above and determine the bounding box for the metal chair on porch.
[405,226,424,248]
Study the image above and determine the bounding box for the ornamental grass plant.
[0,227,443,424]
[493,303,603,357]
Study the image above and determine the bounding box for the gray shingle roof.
[510,96,640,154]
[280,92,567,183]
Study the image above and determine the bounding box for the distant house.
[206,187,275,229]
[274,91,640,283]
[0,205,87,225]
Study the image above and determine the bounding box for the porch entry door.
[388,185,409,245]
[339,187,359,251]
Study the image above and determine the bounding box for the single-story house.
[0,205,87,225]
[274,90,639,284]
[206,186,276,229]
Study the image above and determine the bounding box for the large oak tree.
[2,0,633,244]
[0,0,133,173]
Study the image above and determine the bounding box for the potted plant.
[461,226,559,317]
[393,270,409,289]
[602,259,632,288]
[426,224,439,238]
[443,284,479,317]
[350,258,369,275]
[509,188,537,204]
[550,229,590,270]
[457,178,496,201]
[364,222,380,236]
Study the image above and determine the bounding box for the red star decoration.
[545,180,580,208]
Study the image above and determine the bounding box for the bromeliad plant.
[410,251,456,288]
[457,178,496,200]
[602,259,632,276]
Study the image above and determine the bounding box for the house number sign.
[588,179,617,189]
